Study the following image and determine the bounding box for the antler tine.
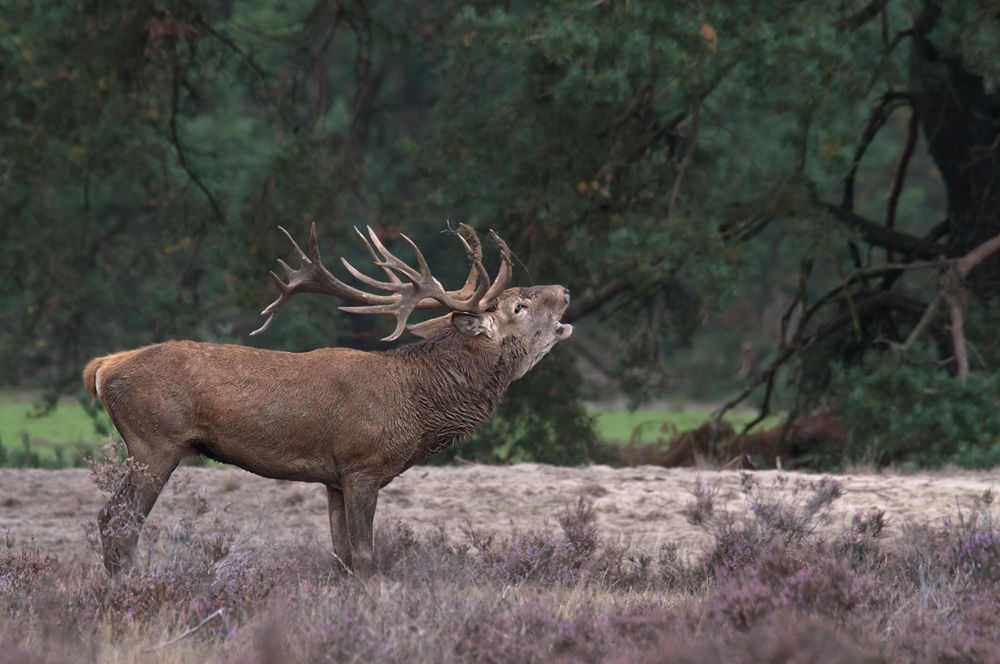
[479,230,513,304]
[250,223,398,336]
[286,225,311,264]
[430,223,483,302]
[340,255,404,290]
[339,302,416,342]
[341,226,443,292]
[458,223,483,259]
[249,272,289,336]
[407,224,486,307]
[339,225,503,340]
[398,233,439,284]
[439,223,490,306]
[453,229,476,258]
[364,226,426,285]
[306,223,323,264]
[455,249,491,308]
[353,225,491,309]
[354,227,402,285]
[250,226,310,336]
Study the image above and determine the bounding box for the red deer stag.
[83,224,572,581]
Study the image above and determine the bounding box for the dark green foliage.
[828,347,1000,469]
[0,0,601,458]
[4,0,1000,467]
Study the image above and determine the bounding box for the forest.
[2,0,1000,469]
[5,4,1000,664]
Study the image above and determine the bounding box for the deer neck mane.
[393,328,528,461]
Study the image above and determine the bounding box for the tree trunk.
[912,3,1000,299]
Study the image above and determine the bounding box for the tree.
[2,0,999,466]
[0,0,442,387]
[420,1,1000,462]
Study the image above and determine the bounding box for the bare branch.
[884,106,921,261]
[668,105,698,219]
[908,229,1000,369]
[713,230,1000,445]
[802,259,936,328]
[711,344,794,446]
[823,203,961,260]
[739,369,776,436]
[954,231,1000,278]
[563,280,633,324]
[711,293,926,433]
[942,285,969,382]
[842,92,910,211]
[169,45,224,226]
[900,295,941,351]
[835,0,890,32]
[925,219,950,243]
[611,82,652,130]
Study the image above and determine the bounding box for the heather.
[1,466,999,663]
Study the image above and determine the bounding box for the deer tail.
[83,357,105,403]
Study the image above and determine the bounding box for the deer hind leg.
[98,441,180,575]
[326,485,353,572]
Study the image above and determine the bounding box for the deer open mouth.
[556,322,573,339]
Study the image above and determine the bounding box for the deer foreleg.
[342,480,379,583]
[326,485,353,571]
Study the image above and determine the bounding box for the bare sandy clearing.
[1,464,998,565]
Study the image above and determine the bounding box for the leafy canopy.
[3,0,1000,465]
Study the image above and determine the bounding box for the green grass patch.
[0,390,785,467]
[0,392,111,466]
[591,405,783,446]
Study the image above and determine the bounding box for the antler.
[252,223,513,341]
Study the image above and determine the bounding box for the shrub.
[0,532,58,618]
[834,508,890,573]
[942,490,1000,584]
[896,489,1000,603]
[710,539,882,629]
[8,468,1000,663]
[827,347,1000,468]
[475,497,599,585]
[683,476,717,526]
[694,473,844,578]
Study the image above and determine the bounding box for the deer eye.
[514,303,525,314]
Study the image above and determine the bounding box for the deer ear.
[407,314,454,339]
[451,312,495,338]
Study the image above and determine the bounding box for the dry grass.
[6,463,1000,568]
[3,461,1000,663]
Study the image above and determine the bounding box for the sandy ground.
[1,464,998,566]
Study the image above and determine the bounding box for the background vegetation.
[3,0,1000,468]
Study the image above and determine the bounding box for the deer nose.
[564,289,570,303]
